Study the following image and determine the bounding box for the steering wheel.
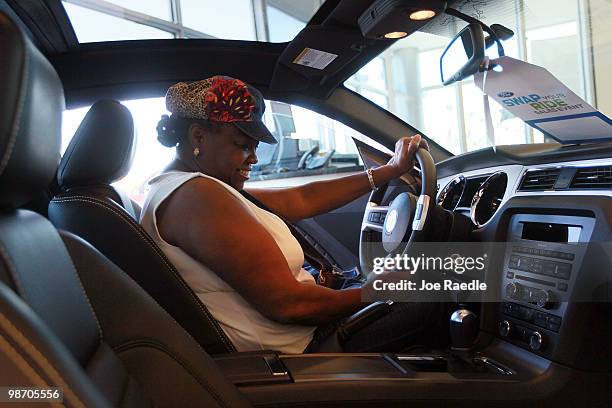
[359,148,437,277]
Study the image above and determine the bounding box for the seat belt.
[240,190,336,273]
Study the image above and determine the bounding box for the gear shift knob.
[450,309,479,350]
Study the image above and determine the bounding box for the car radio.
[498,214,595,356]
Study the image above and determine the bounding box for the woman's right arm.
[157,177,366,326]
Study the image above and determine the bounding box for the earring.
[193,147,200,157]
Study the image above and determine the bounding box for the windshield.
[346,0,612,155]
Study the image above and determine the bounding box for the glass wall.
[60,0,373,202]
[62,0,322,42]
[346,0,612,155]
[62,98,369,204]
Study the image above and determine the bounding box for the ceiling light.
[384,31,408,39]
[409,10,436,21]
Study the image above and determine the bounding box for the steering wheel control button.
[411,194,430,231]
[385,209,398,234]
[415,204,423,219]
[369,212,381,223]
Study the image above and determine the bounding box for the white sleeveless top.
[140,171,316,354]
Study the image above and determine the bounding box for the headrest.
[0,12,65,209]
[57,100,135,188]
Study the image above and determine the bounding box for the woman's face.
[196,123,259,190]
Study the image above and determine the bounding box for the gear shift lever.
[450,309,479,358]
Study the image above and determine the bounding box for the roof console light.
[358,0,447,39]
[409,10,437,21]
[384,31,408,39]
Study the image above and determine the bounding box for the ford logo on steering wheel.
[385,209,398,234]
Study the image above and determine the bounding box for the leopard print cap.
[165,76,257,122]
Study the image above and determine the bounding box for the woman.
[140,76,446,354]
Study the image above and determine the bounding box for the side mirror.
[440,23,486,85]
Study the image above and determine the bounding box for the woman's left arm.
[247,135,427,221]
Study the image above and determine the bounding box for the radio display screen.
[520,222,582,243]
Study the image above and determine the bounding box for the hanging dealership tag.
[480,57,496,152]
[474,56,612,144]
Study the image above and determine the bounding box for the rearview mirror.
[440,23,485,85]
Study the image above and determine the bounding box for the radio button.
[505,283,523,300]
[499,320,511,337]
[532,261,543,273]
[533,289,553,309]
[503,302,520,317]
[545,320,560,332]
[509,255,520,267]
[529,331,544,351]
[556,263,571,280]
[534,312,547,327]
[542,262,556,276]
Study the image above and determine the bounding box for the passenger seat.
[49,101,236,354]
[0,10,248,407]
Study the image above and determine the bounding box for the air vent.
[518,168,560,191]
[570,166,612,189]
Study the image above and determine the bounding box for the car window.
[61,98,386,204]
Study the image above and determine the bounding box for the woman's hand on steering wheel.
[387,134,429,178]
[360,138,437,276]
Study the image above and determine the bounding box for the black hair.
[155,114,223,147]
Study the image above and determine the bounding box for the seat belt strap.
[239,190,336,272]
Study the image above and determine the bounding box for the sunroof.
[62,0,322,43]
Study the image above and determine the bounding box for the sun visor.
[270,25,364,93]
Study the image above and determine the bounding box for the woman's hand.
[387,134,429,178]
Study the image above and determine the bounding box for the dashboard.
[433,143,612,371]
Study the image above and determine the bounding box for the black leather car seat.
[48,101,235,354]
[0,10,249,407]
[55,98,140,218]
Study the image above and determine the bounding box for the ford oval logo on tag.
[497,91,514,98]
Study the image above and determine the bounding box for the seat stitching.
[114,339,233,408]
[61,255,104,342]
[0,312,86,408]
[0,333,64,408]
[50,196,235,352]
[0,42,28,177]
[0,224,103,342]
[51,196,233,351]
[0,242,28,301]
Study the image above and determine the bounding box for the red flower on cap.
[205,76,256,122]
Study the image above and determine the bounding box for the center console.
[213,200,610,406]
[498,214,595,357]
